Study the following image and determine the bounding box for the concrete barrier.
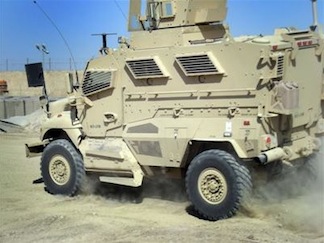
[5,97,25,118]
[0,96,41,119]
[24,97,41,115]
[0,96,5,119]
[0,70,83,119]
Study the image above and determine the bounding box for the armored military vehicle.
[26,0,324,220]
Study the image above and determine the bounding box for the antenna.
[114,0,127,21]
[33,1,79,85]
[92,33,117,55]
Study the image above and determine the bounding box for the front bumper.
[25,139,49,158]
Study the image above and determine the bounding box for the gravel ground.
[0,133,323,243]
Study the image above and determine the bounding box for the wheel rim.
[49,155,71,186]
[198,168,228,205]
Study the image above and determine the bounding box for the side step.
[99,171,143,187]
[87,168,143,187]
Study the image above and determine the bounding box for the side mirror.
[25,62,45,87]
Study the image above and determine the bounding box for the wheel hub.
[49,155,71,185]
[198,168,228,205]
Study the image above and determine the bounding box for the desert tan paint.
[36,0,324,186]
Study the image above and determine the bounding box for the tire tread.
[41,139,85,196]
[186,149,252,221]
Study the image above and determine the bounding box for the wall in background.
[0,71,82,97]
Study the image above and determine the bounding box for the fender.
[192,138,248,158]
[41,111,83,148]
[26,112,83,158]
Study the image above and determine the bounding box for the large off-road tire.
[186,149,252,221]
[41,139,85,196]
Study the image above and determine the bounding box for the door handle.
[104,112,117,123]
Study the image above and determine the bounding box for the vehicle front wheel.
[41,139,85,196]
[186,149,252,221]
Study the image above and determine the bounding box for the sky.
[0,0,323,71]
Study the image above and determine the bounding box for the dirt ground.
[0,133,323,243]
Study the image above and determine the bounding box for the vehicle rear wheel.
[186,149,252,221]
[41,139,85,196]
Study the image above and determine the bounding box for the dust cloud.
[80,176,187,205]
[243,137,324,238]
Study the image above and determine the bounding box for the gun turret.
[128,0,227,31]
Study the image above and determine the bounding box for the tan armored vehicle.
[26,0,324,220]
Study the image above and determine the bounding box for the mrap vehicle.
[26,0,324,220]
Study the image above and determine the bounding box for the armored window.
[82,70,114,96]
[126,57,169,79]
[160,2,175,18]
[176,52,225,76]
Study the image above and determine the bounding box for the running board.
[99,170,143,187]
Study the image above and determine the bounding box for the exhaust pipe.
[310,0,318,31]
[257,147,287,165]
